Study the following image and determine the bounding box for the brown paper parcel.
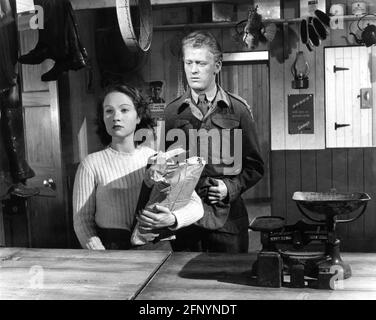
[131,150,205,245]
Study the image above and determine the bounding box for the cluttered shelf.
[153,15,376,31]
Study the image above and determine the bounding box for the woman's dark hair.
[96,83,156,146]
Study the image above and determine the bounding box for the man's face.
[183,45,221,93]
[151,86,161,97]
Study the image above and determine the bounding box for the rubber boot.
[40,0,88,81]
[18,0,69,65]
[0,86,35,182]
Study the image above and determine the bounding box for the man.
[164,30,264,253]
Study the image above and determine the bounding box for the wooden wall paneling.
[65,11,101,162]
[351,46,361,147]
[298,37,315,148]
[232,64,239,95]
[162,30,180,103]
[284,24,302,150]
[270,26,285,150]
[0,204,4,246]
[346,149,365,244]
[149,31,165,93]
[315,149,333,192]
[220,65,231,91]
[372,47,376,145]
[284,151,301,223]
[147,30,166,152]
[331,149,349,240]
[3,210,29,247]
[253,64,271,199]
[260,64,271,198]
[270,151,286,218]
[359,46,373,147]
[300,150,317,192]
[325,48,336,147]
[343,47,353,148]
[363,149,376,250]
[335,47,346,147]
[314,31,328,150]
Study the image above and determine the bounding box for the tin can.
[352,2,367,15]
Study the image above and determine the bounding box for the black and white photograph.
[1,0,376,310]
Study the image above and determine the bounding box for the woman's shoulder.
[80,149,111,168]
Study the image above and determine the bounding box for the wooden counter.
[0,248,170,300]
[136,252,376,300]
[1,248,376,300]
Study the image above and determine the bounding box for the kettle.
[350,14,376,47]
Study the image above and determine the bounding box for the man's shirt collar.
[191,85,218,104]
[178,85,231,118]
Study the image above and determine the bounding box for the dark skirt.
[97,227,172,251]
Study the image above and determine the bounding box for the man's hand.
[137,205,177,231]
[208,179,228,204]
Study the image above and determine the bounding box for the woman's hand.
[137,205,177,230]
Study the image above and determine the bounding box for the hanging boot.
[1,86,35,181]
[18,0,67,65]
[18,42,51,65]
[65,0,88,71]
[18,0,54,64]
[40,0,88,82]
[40,59,70,82]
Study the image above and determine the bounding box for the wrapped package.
[131,148,205,245]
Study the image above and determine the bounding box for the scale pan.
[292,191,371,216]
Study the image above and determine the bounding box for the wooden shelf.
[70,0,247,10]
[153,14,376,30]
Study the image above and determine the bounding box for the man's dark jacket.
[164,86,264,235]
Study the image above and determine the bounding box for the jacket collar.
[177,85,231,115]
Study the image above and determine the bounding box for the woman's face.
[103,91,140,141]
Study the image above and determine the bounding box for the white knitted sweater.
[73,146,203,249]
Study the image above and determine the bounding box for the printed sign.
[288,94,314,134]
[147,80,166,120]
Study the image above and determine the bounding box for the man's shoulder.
[165,94,189,118]
[166,95,185,109]
[227,91,254,118]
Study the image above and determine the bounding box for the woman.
[73,83,203,250]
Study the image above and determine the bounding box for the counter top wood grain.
[136,252,376,300]
[0,248,171,300]
[2,248,376,300]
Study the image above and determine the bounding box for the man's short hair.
[182,30,223,63]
